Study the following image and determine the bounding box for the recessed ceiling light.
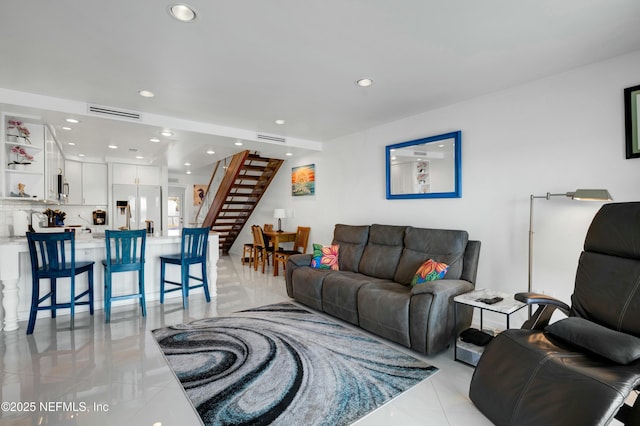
[67,142,75,146]
[108,145,118,149]
[206,149,215,155]
[138,90,155,98]
[65,118,80,124]
[135,156,144,159]
[285,152,293,156]
[235,141,243,146]
[275,119,285,125]
[186,170,192,175]
[161,130,173,137]
[169,4,197,22]
[149,138,161,143]
[78,153,85,157]
[438,144,445,148]
[184,162,191,166]
[62,126,72,131]
[356,78,373,87]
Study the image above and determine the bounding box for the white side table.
[453,288,526,366]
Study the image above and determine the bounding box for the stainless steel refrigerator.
[112,184,162,233]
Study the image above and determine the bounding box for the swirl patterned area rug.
[152,302,438,425]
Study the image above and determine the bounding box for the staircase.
[201,150,284,253]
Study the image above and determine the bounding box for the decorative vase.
[14,164,25,171]
[55,217,64,227]
[47,216,55,227]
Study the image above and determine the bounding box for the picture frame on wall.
[292,164,315,196]
[624,84,640,159]
[193,184,207,205]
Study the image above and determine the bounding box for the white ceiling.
[1,1,640,173]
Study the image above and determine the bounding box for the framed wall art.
[625,84,640,159]
[193,184,207,205]
[292,164,315,196]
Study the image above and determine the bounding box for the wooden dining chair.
[26,231,95,334]
[252,225,274,273]
[263,223,274,248]
[273,226,311,276]
[102,229,146,323]
[241,241,254,267]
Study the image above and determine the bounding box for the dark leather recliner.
[470,202,640,425]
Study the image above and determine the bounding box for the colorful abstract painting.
[291,164,315,196]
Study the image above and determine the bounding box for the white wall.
[234,50,640,323]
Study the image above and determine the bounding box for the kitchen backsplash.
[0,200,108,237]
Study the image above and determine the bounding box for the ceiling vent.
[257,133,286,143]
[87,104,142,120]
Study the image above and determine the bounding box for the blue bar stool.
[102,229,147,323]
[160,227,211,309]
[26,232,95,335]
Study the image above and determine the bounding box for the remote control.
[476,296,503,305]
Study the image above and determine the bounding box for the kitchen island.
[0,232,219,331]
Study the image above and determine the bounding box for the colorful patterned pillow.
[410,259,449,286]
[311,243,339,270]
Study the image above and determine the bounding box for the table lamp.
[274,209,286,232]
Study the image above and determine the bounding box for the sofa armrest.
[410,279,474,298]
[285,254,314,298]
[409,279,475,354]
[288,254,313,267]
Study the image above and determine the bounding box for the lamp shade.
[569,189,613,201]
[273,209,286,219]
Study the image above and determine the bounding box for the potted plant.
[43,209,66,227]
[8,146,34,170]
[6,120,31,144]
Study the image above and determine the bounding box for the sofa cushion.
[291,267,335,312]
[322,272,391,325]
[358,224,406,280]
[358,281,412,347]
[332,225,370,272]
[411,259,449,286]
[310,243,340,270]
[394,227,469,285]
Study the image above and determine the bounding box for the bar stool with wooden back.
[273,226,311,276]
[252,225,274,273]
[102,229,146,323]
[160,227,211,309]
[26,231,95,335]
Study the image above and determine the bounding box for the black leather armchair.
[470,202,640,425]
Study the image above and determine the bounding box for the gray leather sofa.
[285,224,481,355]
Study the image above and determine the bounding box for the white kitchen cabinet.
[83,162,108,205]
[65,160,82,204]
[64,160,107,205]
[44,126,65,202]
[112,163,160,185]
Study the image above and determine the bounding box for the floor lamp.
[528,189,612,317]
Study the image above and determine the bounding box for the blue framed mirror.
[386,130,461,199]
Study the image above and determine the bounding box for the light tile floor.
[0,254,495,425]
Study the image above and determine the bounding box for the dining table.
[262,229,297,276]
